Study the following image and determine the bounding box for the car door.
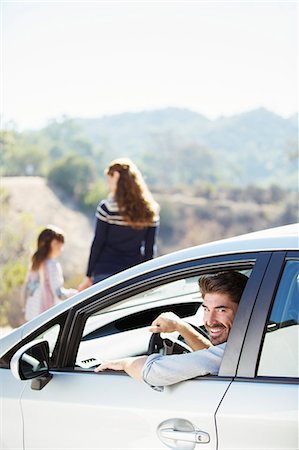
[216,252,299,450]
[0,317,68,450]
[18,253,270,450]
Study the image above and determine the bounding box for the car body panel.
[20,371,231,450]
[216,381,299,450]
[0,370,26,450]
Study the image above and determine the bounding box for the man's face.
[202,292,238,345]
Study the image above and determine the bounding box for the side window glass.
[36,323,61,357]
[76,276,203,369]
[1,320,63,369]
[258,260,299,378]
[75,268,252,370]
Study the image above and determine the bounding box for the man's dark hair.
[199,271,248,304]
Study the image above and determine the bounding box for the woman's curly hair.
[106,158,159,229]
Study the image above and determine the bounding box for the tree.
[82,180,108,213]
[48,154,97,200]
[0,129,45,176]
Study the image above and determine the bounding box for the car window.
[101,276,203,313]
[0,315,67,369]
[258,260,299,378]
[35,323,61,356]
[76,276,203,368]
[75,269,252,370]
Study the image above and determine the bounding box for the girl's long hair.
[31,226,65,271]
[106,158,159,229]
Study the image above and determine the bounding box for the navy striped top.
[86,197,159,278]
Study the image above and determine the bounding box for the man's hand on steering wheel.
[148,311,212,353]
[149,312,184,334]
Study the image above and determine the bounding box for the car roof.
[1,223,298,355]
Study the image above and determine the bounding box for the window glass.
[0,313,66,368]
[75,269,252,370]
[76,276,203,369]
[258,260,299,378]
[36,323,61,357]
[102,276,203,314]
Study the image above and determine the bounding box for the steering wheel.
[148,324,209,356]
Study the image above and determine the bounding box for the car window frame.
[0,312,69,369]
[236,251,299,384]
[57,252,272,378]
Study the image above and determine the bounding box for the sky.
[1,1,298,130]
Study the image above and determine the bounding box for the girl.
[24,226,77,321]
[79,158,159,290]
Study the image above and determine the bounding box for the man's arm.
[142,344,225,388]
[95,356,148,381]
[149,312,212,351]
[94,345,226,390]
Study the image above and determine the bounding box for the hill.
[1,107,297,191]
[75,107,298,188]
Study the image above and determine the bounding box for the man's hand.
[95,359,126,372]
[149,311,212,351]
[94,356,148,381]
[149,312,184,334]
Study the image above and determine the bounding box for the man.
[95,271,248,390]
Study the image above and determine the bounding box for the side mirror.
[10,340,53,390]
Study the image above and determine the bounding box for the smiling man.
[95,271,248,390]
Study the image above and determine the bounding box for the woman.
[79,158,159,290]
[24,226,77,321]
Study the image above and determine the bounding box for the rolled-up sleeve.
[142,344,226,392]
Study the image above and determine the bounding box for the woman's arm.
[144,225,158,261]
[86,218,109,278]
[79,217,109,291]
[78,276,93,291]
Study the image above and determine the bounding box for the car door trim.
[286,251,299,259]
[233,376,299,385]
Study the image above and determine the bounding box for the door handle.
[160,428,210,443]
[157,418,210,449]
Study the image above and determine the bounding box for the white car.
[1,223,298,450]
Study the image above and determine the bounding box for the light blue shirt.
[142,343,226,391]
